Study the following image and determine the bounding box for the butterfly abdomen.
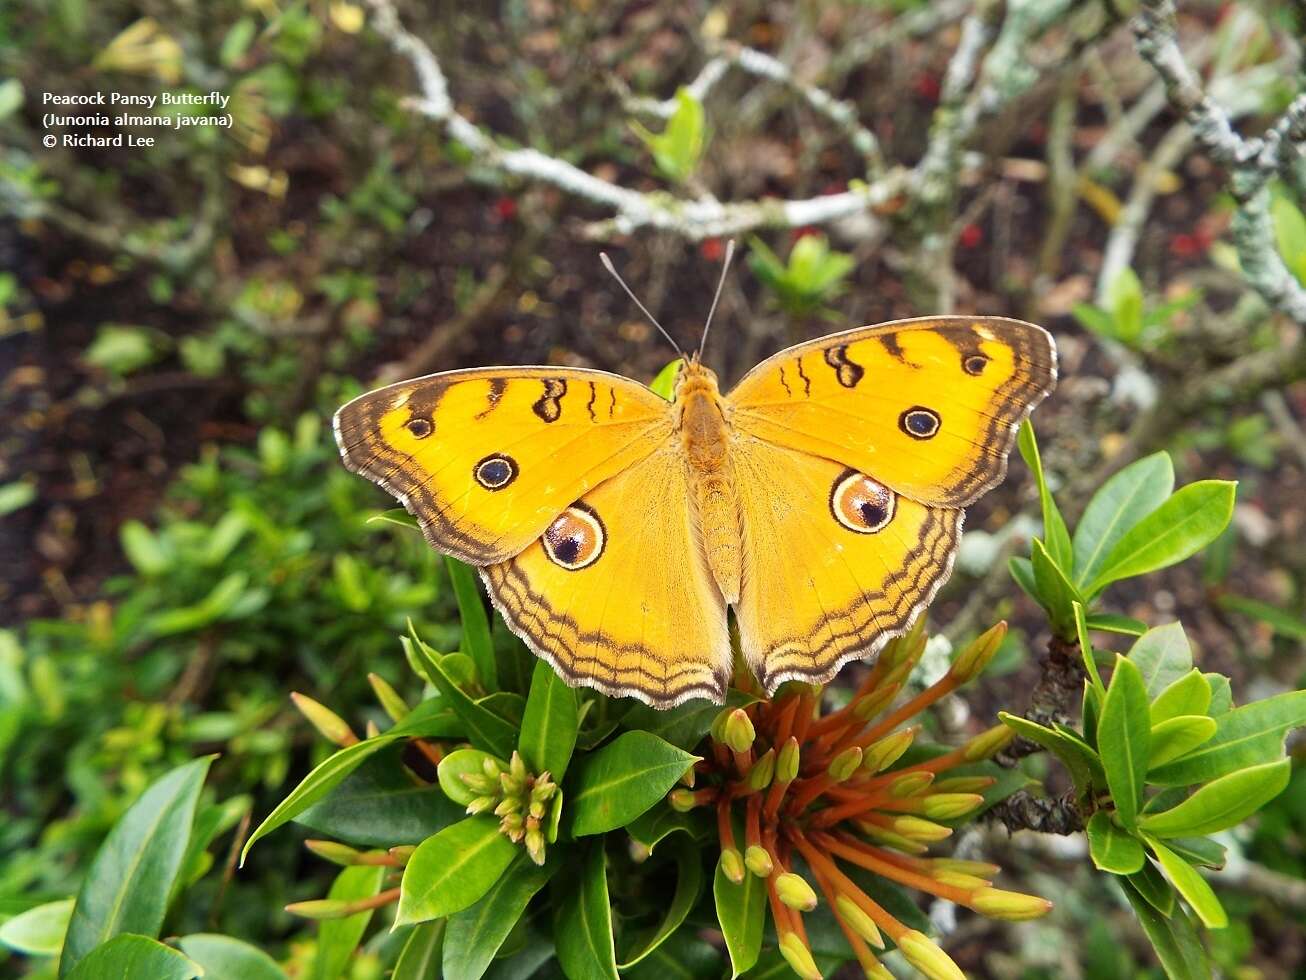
[678,365,742,604]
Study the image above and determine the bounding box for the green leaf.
[120,520,171,576]
[178,933,289,980]
[617,837,703,968]
[410,630,517,758]
[61,757,212,976]
[444,855,558,980]
[1128,623,1193,698]
[649,360,683,400]
[1018,421,1073,569]
[567,731,698,836]
[1073,600,1104,693]
[1204,674,1233,716]
[1098,656,1150,830]
[311,865,387,980]
[1082,681,1102,745]
[1107,266,1145,346]
[519,660,579,779]
[0,480,36,517]
[65,935,202,980]
[1086,811,1145,874]
[1216,594,1306,640]
[626,806,705,854]
[0,899,74,957]
[444,557,497,688]
[1149,690,1306,785]
[481,929,553,980]
[1086,481,1236,594]
[1163,837,1227,870]
[439,748,505,806]
[1119,878,1208,979]
[298,747,464,847]
[1031,538,1082,637]
[632,88,706,183]
[622,928,722,980]
[1083,612,1149,637]
[392,922,445,980]
[397,816,519,925]
[1128,859,1176,916]
[1150,670,1212,726]
[623,690,758,751]
[1147,715,1217,770]
[1008,556,1037,601]
[998,712,1101,798]
[714,856,766,977]
[554,843,618,980]
[84,324,163,376]
[1071,302,1122,340]
[1146,836,1228,929]
[1139,759,1291,837]
[1272,192,1306,284]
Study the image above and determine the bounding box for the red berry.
[700,238,724,261]
[959,223,983,248]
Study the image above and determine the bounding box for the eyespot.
[543,504,605,570]
[405,416,433,438]
[474,454,518,491]
[963,354,989,375]
[830,470,896,534]
[899,407,941,440]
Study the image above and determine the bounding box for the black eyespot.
[474,454,518,491]
[963,354,989,376]
[406,416,433,438]
[899,407,941,440]
[860,500,888,526]
[553,537,580,564]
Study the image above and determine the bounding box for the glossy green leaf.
[178,933,289,980]
[519,660,579,779]
[1147,715,1217,770]
[1204,674,1233,716]
[1128,860,1176,916]
[1008,555,1037,601]
[398,816,518,925]
[1072,452,1173,588]
[61,757,212,977]
[567,731,698,836]
[649,360,683,400]
[1163,837,1227,870]
[392,922,445,980]
[714,857,766,977]
[626,806,704,854]
[1150,670,1212,726]
[622,928,722,980]
[1127,623,1192,698]
[1139,759,1291,838]
[1082,681,1102,745]
[1086,811,1145,874]
[1086,481,1236,594]
[998,712,1100,797]
[623,690,758,751]
[1149,690,1306,785]
[554,843,618,980]
[410,632,517,758]
[481,930,553,980]
[1030,538,1082,637]
[444,855,558,980]
[1072,600,1104,692]
[1098,656,1150,830]
[438,748,504,806]
[1083,612,1149,636]
[1146,837,1227,929]
[618,837,703,968]
[1018,420,1073,569]
[65,935,201,980]
[1120,878,1208,979]
[0,898,74,957]
[311,865,386,980]
[445,557,497,688]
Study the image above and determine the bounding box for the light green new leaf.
[1098,656,1150,829]
[1086,481,1236,595]
[1072,451,1173,588]
[392,922,445,980]
[61,757,213,977]
[1139,759,1291,838]
[567,731,698,836]
[632,88,706,183]
[311,865,387,980]
[714,858,766,977]
[1018,421,1073,570]
[179,933,289,980]
[1072,600,1104,693]
[444,557,497,688]
[1150,670,1212,726]
[1127,623,1193,699]
[398,817,519,925]
[1086,811,1145,874]
[1149,690,1306,785]
[1146,837,1227,929]
[439,748,504,806]
[999,712,1101,798]
[618,837,703,968]
[0,899,74,957]
[1031,538,1082,637]
[1147,715,1216,770]
[519,660,579,780]
[410,632,517,758]
[65,935,201,980]
[554,844,618,980]
[444,855,558,980]
[1119,878,1208,980]
[626,806,703,855]
[1083,612,1149,637]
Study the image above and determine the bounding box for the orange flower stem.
[746,794,763,850]
[851,675,960,752]
[763,771,791,823]
[811,863,880,969]
[787,828,908,943]
[766,872,797,938]
[806,790,897,829]
[412,739,444,769]
[717,798,737,853]
[792,690,817,744]
[817,832,972,904]
[771,693,799,745]
[731,746,754,775]
[786,772,835,814]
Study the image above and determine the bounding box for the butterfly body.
[335,316,1056,708]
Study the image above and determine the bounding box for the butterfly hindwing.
[727,316,1057,507]
[333,367,672,564]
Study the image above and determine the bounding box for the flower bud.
[933,870,989,889]
[853,683,900,721]
[949,621,1007,683]
[465,794,498,815]
[888,771,934,798]
[857,822,929,855]
[827,745,863,782]
[835,895,884,949]
[679,763,697,788]
[304,840,360,865]
[495,795,522,816]
[962,724,1016,761]
[524,827,546,866]
[746,748,776,790]
[778,932,822,980]
[921,793,984,820]
[723,708,756,753]
[290,693,358,747]
[284,898,354,920]
[776,737,800,783]
[719,847,746,884]
[893,815,952,842]
[970,887,1053,921]
[776,872,818,911]
[863,727,917,774]
[388,845,415,864]
[669,788,699,813]
[932,858,999,878]
[897,930,965,980]
[744,844,773,878]
[367,672,410,722]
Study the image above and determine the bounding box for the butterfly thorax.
[676,362,742,604]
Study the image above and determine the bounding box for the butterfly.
[334,261,1055,709]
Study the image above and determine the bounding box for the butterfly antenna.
[697,239,736,360]
[599,252,686,358]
